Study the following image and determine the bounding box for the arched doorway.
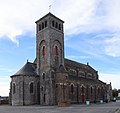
[81,86,85,104]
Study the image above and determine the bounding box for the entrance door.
[37,82,40,104]
[81,86,85,104]
[82,95,85,104]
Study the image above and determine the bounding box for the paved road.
[0,101,120,113]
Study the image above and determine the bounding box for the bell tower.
[35,13,64,105]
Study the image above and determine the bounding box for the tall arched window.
[52,20,55,27]
[82,86,84,94]
[45,21,47,27]
[91,87,93,95]
[71,84,74,94]
[59,24,61,30]
[54,46,58,55]
[39,24,41,31]
[55,22,58,28]
[42,46,46,57]
[42,22,44,29]
[30,82,34,93]
[41,86,44,91]
[98,87,100,94]
[42,73,45,81]
[13,83,16,94]
[44,94,46,103]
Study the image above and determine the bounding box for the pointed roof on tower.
[35,12,64,23]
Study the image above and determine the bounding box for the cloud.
[0,0,50,45]
[104,33,120,57]
[0,0,120,55]
[55,0,120,58]
[66,55,92,60]
[89,32,120,57]
[0,77,10,96]
[52,0,120,35]
[99,72,120,89]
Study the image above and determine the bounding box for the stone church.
[9,13,112,106]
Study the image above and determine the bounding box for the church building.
[9,13,112,106]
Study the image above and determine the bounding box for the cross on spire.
[49,5,51,12]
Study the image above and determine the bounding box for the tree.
[112,89,118,97]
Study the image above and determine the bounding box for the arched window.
[39,24,41,31]
[82,86,84,94]
[55,22,58,28]
[30,82,34,93]
[59,24,61,30]
[52,20,55,27]
[44,94,46,103]
[54,46,58,55]
[66,75,68,80]
[37,82,40,93]
[13,83,16,94]
[42,73,45,81]
[42,46,46,57]
[98,87,100,94]
[91,87,93,95]
[41,86,44,91]
[42,22,44,29]
[71,84,74,94]
[45,21,47,27]
[56,84,58,88]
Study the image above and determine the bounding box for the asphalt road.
[0,101,120,113]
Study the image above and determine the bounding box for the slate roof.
[64,58,97,72]
[11,62,38,77]
[69,75,106,85]
[65,58,86,68]
[35,12,64,23]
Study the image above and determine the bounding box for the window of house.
[56,84,58,88]
[66,75,68,80]
[71,84,74,94]
[41,86,44,91]
[51,73,54,79]
[54,46,58,55]
[91,87,93,95]
[82,86,84,94]
[37,82,40,93]
[30,82,34,93]
[43,94,46,103]
[13,83,16,94]
[42,73,45,81]
[42,46,46,57]
[98,88,100,94]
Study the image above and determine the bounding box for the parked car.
[112,98,116,102]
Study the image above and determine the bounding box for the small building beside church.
[9,13,112,106]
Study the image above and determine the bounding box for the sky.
[0,0,120,96]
